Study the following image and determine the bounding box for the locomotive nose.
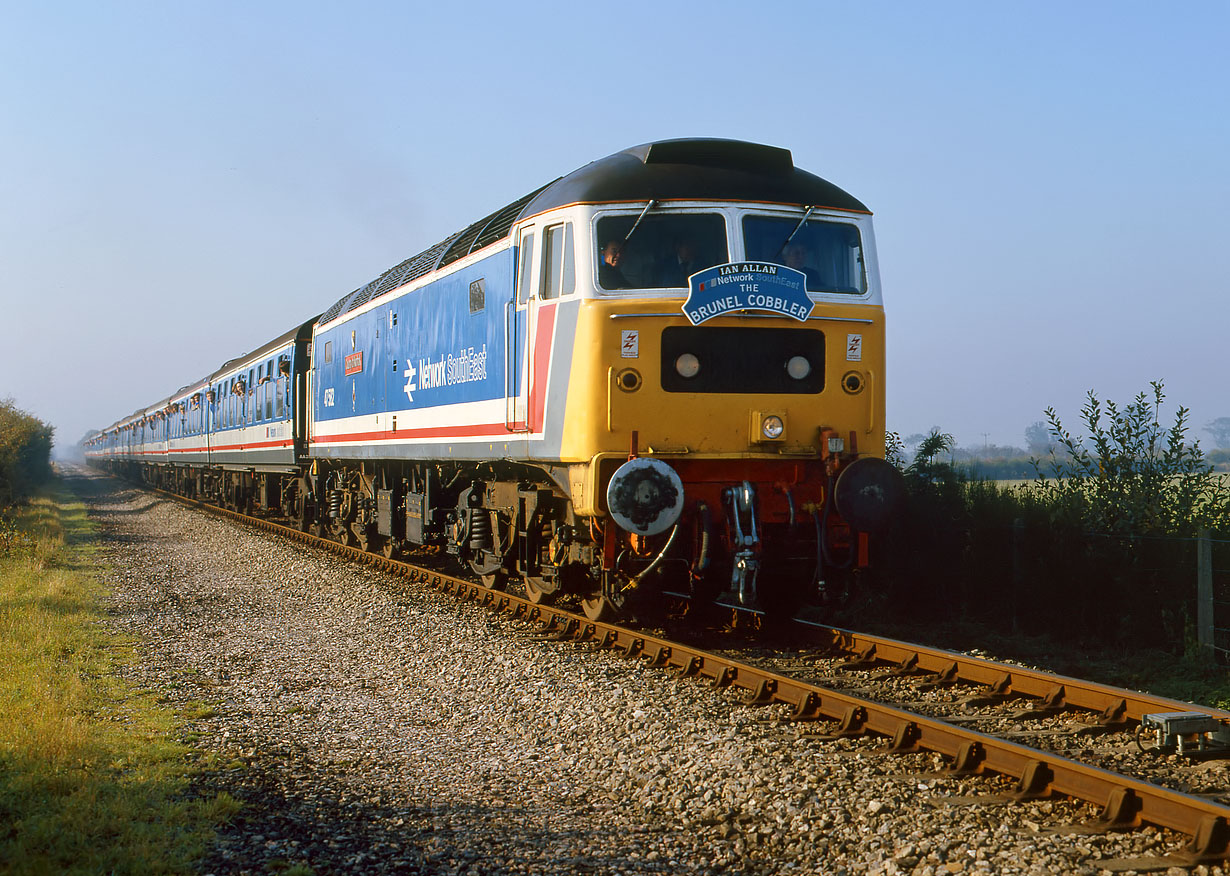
[606,457,685,535]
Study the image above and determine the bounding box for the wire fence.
[1082,529,1230,659]
[1198,530,1230,659]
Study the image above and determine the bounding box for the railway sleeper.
[835,643,878,671]
[959,672,1016,708]
[1182,814,1230,864]
[788,691,826,722]
[805,705,869,740]
[869,652,924,680]
[916,661,961,691]
[745,678,778,706]
[1011,760,1056,800]
[1014,684,1071,719]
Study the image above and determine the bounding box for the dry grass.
[0,483,237,875]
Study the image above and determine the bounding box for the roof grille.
[437,187,543,270]
[318,185,547,328]
[319,295,348,326]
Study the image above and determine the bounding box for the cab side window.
[517,232,536,305]
[541,223,574,300]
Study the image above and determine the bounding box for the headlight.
[786,355,811,379]
[675,353,700,378]
[827,436,845,454]
[762,415,784,439]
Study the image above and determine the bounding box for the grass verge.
[0,475,237,875]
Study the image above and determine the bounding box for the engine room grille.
[318,183,550,328]
[437,186,548,270]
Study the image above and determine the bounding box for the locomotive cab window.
[541,222,574,300]
[742,216,866,294]
[595,213,727,290]
[516,231,535,305]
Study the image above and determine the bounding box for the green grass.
[0,478,237,875]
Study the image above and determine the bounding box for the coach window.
[541,223,574,300]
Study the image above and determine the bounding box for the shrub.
[1032,381,1228,537]
[0,399,54,507]
[874,384,1228,650]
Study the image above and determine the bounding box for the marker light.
[675,353,700,378]
[786,355,811,379]
[762,415,785,439]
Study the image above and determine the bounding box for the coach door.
[506,226,536,432]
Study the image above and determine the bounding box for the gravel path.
[72,467,1222,876]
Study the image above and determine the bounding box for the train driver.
[600,240,631,289]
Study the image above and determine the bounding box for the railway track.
[153,486,1230,866]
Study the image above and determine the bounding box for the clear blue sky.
[2,1,1226,453]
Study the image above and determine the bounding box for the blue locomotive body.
[309,249,520,461]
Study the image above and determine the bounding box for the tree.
[1204,417,1230,450]
[1024,420,1054,455]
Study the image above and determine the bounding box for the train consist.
[85,139,900,620]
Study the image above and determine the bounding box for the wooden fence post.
[1197,528,1213,659]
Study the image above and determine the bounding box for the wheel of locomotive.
[523,574,559,605]
[468,559,508,591]
[355,526,371,552]
[581,592,620,622]
[379,539,397,560]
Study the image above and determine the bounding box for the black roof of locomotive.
[521,139,869,216]
[318,139,866,327]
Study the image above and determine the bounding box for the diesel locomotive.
[85,138,900,620]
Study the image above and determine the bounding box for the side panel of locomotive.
[308,248,521,460]
[306,239,583,466]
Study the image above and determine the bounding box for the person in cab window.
[657,237,702,287]
[599,240,630,289]
[782,242,823,291]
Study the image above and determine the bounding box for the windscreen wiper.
[774,205,814,256]
[623,199,658,244]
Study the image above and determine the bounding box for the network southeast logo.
[403,345,489,403]
[682,262,812,325]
